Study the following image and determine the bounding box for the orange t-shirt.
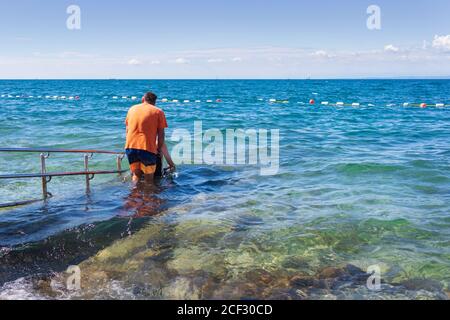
[125,103,168,154]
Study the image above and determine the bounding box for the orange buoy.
[420,103,427,108]
[309,99,315,105]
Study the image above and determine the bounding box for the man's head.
[143,92,157,105]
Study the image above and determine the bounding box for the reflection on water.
[121,184,167,219]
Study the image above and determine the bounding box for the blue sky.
[0,0,449,78]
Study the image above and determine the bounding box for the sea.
[0,79,449,299]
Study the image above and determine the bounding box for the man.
[125,92,174,184]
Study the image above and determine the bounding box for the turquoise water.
[0,80,449,300]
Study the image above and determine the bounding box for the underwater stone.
[318,267,345,279]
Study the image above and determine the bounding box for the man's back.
[125,103,167,155]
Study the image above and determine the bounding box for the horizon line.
[0,77,450,81]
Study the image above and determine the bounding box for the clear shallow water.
[0,80,449,300]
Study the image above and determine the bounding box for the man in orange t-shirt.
[125,92,168,183]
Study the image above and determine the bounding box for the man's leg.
[142,164,157,184]
[130,162,144,184]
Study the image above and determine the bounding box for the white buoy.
[161,98,168,102]
[269,99,276,103]
[16,95,20,98]
[122,96,128,99]
[183,100,190,103]
[37,96,42,98]
[403,103,409,107]
[206,100,213,103]
[436,103,444,108]
[257,98,263,101]
[195,100,201,103]
[368,104,375,107]
[113,96,118,99]
[352,103,360,107]
[321,101,329,105]
[69,96,74,100]
[172,99,179,103]
[1,95,5,98]
[387,103,395,107]
[336,102,344,106]
[131,96,137,100]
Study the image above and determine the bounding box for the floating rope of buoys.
[0,94,448,108]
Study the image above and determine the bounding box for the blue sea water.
[0,80,449,300]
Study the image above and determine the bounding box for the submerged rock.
[318,267,345,279]
[167,246,227,278]
[399,278,444,292]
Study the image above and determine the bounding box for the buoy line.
[0,94,448,108]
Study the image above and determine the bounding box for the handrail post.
[40,153,48,199]
[117,154,124,176]
[84,153,91,194]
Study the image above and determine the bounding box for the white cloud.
[207,58,224,63]
[231,57,242,62]
[150,60,161,65]
[311,50,334,58]
[174,58,189,64]
[432,35,450,51]
[127,58,142,66]
[384,45,399,53]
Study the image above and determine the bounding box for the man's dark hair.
[144,92,157,105]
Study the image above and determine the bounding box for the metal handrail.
[0,170,127,180]
[0,147,124,155]
[0,147,127,206]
